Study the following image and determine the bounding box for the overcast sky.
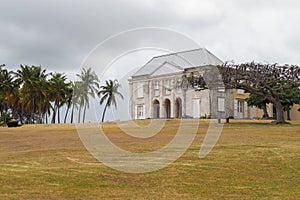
[1,0,300,121]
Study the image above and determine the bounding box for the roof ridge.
[151,48,205,59]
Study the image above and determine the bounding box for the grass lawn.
[1,119,300,199]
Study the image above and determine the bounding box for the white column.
[134,105,138,119]
[160,99,165,118]
[148,80,152,118]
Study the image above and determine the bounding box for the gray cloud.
[1,0,300,72]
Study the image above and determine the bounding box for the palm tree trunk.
[3,107,7,126]
[82,102,87,123]
[78,104,82,123]
[70,104,75,123]
[38,95,42,124]
[31,98,35,124]
[51,105,56,124]
[64,107,70,124]
[58,106,60,124]
[21,99,24,124]
[57,97,60,124]
[102,103,108,122]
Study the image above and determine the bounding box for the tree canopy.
[188,62,300,124]
[0,64,121,125]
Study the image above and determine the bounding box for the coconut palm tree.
[14,65,48,123]
[32,67,49,123]
[63,83,74,124]
[14,65,34,123]
[49,73,72,124]
[0,65,15,125]
[70,81,83,123]
[98,79,124,122]
[0,65,11,114]
[39,77,52,124]
[3,71,20,122]
[76,68,100,123]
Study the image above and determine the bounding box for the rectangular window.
[218,87,225,92]
[154,81,159,89]
[137,82,143,98]
[237,101,243,112]
[176,78,182,92]
[217,97,225,112]
[137,105,144,119]
[237,89,244,94]
[154,81,160,96]
[165,79,171,95]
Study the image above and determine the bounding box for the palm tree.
[98,79,124,122]
[49,73,72,124]
[63,84,74,124]
[76,68,100,123]
[14,65,34,123]
[14,65,48,123]
[0,66,11,114]
[70,81,83,123]
[0,65,15,125]
[33,67,49,123]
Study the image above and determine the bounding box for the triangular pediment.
[150,61,183,76]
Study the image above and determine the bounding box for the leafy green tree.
[279,87,300,120]
[98,79,124,122]
[245,94,269,119]
[245,88,300,120]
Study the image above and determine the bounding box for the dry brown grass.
[1,120,300,199]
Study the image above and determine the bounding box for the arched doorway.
[175,98,182,118]
[153,100,160,118]
[164,99,171,118]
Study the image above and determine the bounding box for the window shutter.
[234,100,238,117]
[217,98,225,112]
[137,83,143,98]
[193,99,200,118]
[244,101,248,119]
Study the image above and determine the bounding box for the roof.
[132,48,223,77]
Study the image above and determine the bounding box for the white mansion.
[129,48,257,120]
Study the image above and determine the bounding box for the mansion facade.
[129,48,300,120]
